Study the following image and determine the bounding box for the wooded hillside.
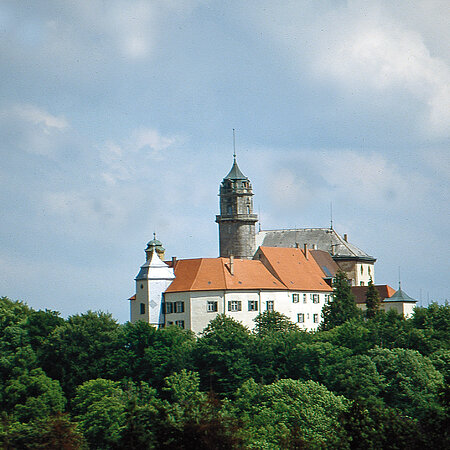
[1,296,448,449]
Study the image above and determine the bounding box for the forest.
[0,277,449,449]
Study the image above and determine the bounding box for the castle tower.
[216,157,258,259]
[131,237,175,326]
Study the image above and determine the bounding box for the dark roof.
[256,228,375,261]
[224,159,248,180]
[351,285,396,304]
[386,287,417,303]
[310,249,340,278]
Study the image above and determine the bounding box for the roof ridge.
[332,230,357,257]
[259,227,331,232]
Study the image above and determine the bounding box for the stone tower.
[216,157,258,259]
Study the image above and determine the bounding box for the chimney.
[295,242,300,248]
[303,243,309,260]
[344,234,348,242]
[312,244,317,250]
[229,255,234,275]
[172,256,177,268]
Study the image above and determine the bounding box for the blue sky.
[1,1,448,322]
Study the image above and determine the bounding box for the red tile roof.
[165,247,333,294]
[351,285,396,304]
[256,247,332,292]
[165,257,286,293]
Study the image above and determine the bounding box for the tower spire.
[330,202,333,230]
[233,128,236,161]
[216,146,258,259]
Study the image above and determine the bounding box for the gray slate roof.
[224,159,248,180]
[256,228,375,261]
[384,287,417,303]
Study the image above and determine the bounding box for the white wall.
[164,289,330,334]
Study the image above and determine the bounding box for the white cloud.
[255,148,429,213]
[134,128,177,154]
[250,1,450,139]
[98,128,178,185]
[316,151,414,206]
[0,103,69,156]
[42,126,179,235]
[9,104,68,132]
[313,23,450,138]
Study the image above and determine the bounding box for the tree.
[72,378,128,448]
[320,271,360,331]
[39,311,121,396]
[369,347,444,417]
[253,311,299,335]
[145,370,244,449]
[194,315,253,394]
[32,414,86,450]
[234,378,348,448]
[338,400,425,449]
[365,278,380,319]
[110,321,196,389]
[2,368,66,423]
[250,327,312,384]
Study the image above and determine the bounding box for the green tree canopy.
[369,347,444,417]
[320,271,360,331]
[253,310,299,335]
[365,278,381,319]
[234,378,348,448]
[39,311,121,396]
[194,315,253,395]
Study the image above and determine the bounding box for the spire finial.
[398,266,401,290]
[330,202,333,230]
[232,128,236,161]
[153,232,156,240]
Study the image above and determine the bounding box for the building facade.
[129,156,416,332]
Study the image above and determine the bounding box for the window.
[175,301,184,313]
[140,303,145,314]
[313,314,319,323]
[312,294,320,304]
[297,313,304,323]
[325,294,332,303]
[248,300,258,311]
[292,294,299,303]
[360,281,365,286]
[165,302,173,314]
[361,265,364,274]
[167,321,173,326]
[303,294,307,303]
[207,301,218,312]
[266,300,274,311]
[228,300,242,312]
[175,320,185,329]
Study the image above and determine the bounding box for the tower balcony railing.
[216,213,258,221]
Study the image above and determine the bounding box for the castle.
[129,157,416,333]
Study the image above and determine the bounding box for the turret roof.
[385,286,417,303]
[224,158,248,180]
